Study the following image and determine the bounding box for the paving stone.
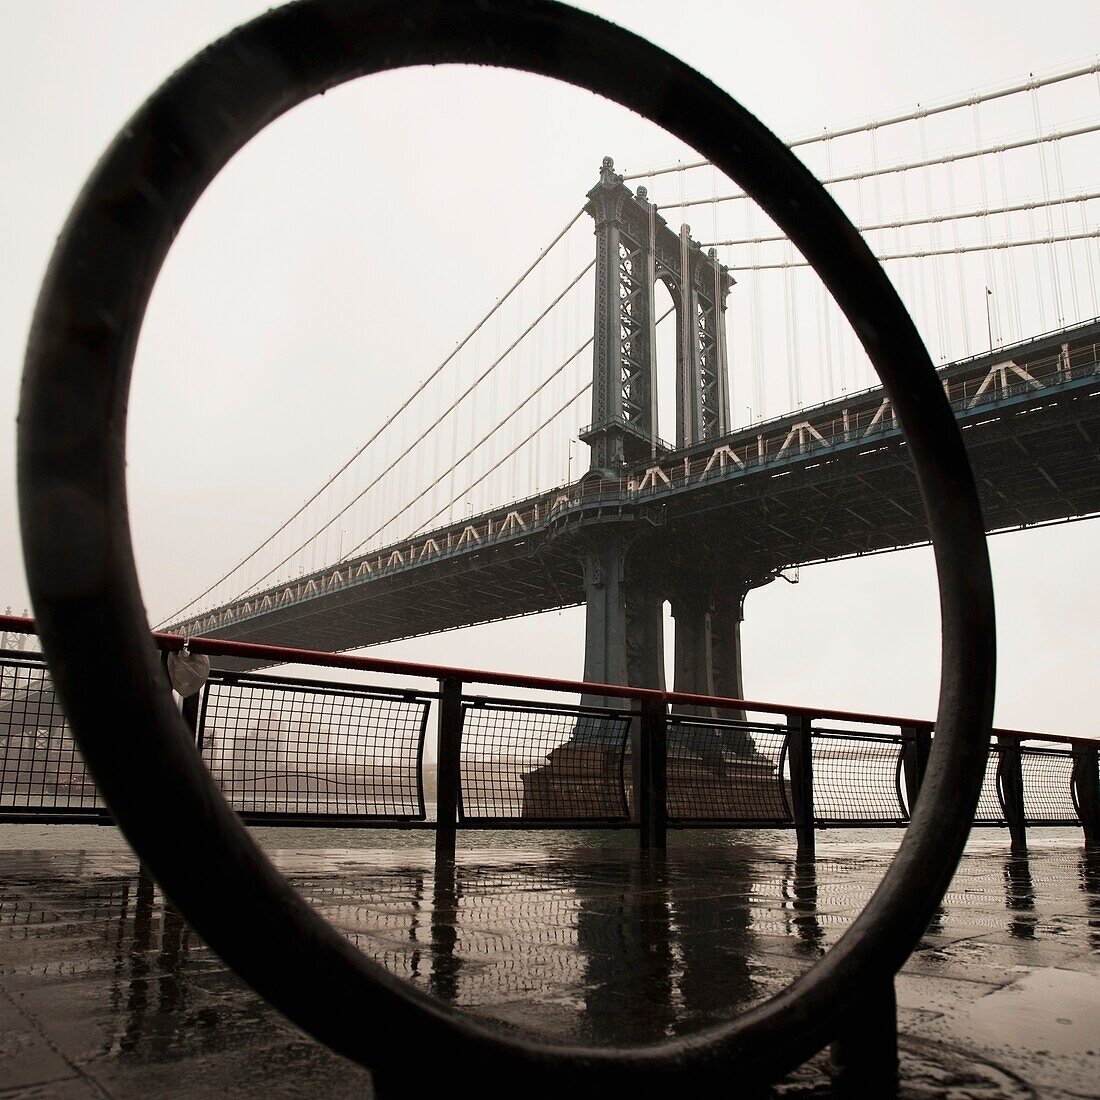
[0,831,1095,1097]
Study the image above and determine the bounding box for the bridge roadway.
[173,318,1100,654]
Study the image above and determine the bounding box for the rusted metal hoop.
[18,0,994,1091]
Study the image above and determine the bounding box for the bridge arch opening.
[653,276,678,448]
[661,598,675,688]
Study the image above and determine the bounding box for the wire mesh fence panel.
[0,656,103,813]
[460,701,631,821]
[973,745,1005,824]
[810,731,907,822]
[1020,747,1079,823]
[666,718,791,822]
[198,678,429,818]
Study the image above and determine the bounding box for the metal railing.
[2,621,1097,853]
[458,696,632,824]
[196,670,432,824]
[0,650,103,820]
[5,6,1066,1088]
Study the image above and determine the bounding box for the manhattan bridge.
[162,61,1100,704]
[8,13,1100,1095]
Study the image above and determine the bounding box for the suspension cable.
[357,305,679,557]
[339,331,596,561]
[701,192,1100,246]
[231,259,596,603]
[720,228,1100,270]
[157,206,587,627]
[409,380,594,540]
[658,122,1100,212]
[622,60,1100,181]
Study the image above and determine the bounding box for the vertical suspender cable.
[1031,79,1064,324]
[997,149,1025,340]
[820,131,838,399]
[783,253,799,410]
[1025,204,1049,332]
[919,111,949,360]
[897,144,924,356]
[1052,139,1081,321]
[813,279,826,404]
[974,100,997,347]
[869,124,892,382]
[945,152,971,358]
[748,203,765,422]
[1080,197,1099,310]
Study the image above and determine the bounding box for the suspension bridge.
[162,61,1100,697]
[6,14,1100,1096]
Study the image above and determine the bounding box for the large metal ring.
[18,0,994,1090]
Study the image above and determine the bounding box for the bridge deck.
[175,319,1100,654]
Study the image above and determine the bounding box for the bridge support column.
[1073,743,1100,850]
[670,581,758,755]
[998,735,1028,854]
[580,534,665,694]
[573,531,665,838]
[671,586,746,711]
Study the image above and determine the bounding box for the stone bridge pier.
[524,156,770,815]
[574,151,752,708]
[524,528,774,817]
[578,526,771,711]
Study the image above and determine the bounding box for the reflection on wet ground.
[0,835,1097,1097]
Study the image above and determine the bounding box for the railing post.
[181,689,202,748]
[787,712,815,857]
[901,723,932,815]
[435,678,463,862]
[997,735,1028,854]
[830,979,898,1098]
[638,696,667,851]
[1072,742,1100,850]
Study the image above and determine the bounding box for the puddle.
[952,967,1100,1058]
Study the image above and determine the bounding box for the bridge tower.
[578,157,757,715]
[580,155,732,464]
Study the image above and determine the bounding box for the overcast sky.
[2,1,1097,738]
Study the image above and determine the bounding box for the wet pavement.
[0,830,1097,1098]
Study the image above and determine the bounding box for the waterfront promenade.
[1,828,1096,1098]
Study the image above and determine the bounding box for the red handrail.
[1,613,1092,747]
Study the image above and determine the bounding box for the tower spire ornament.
[581,157,733,472]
